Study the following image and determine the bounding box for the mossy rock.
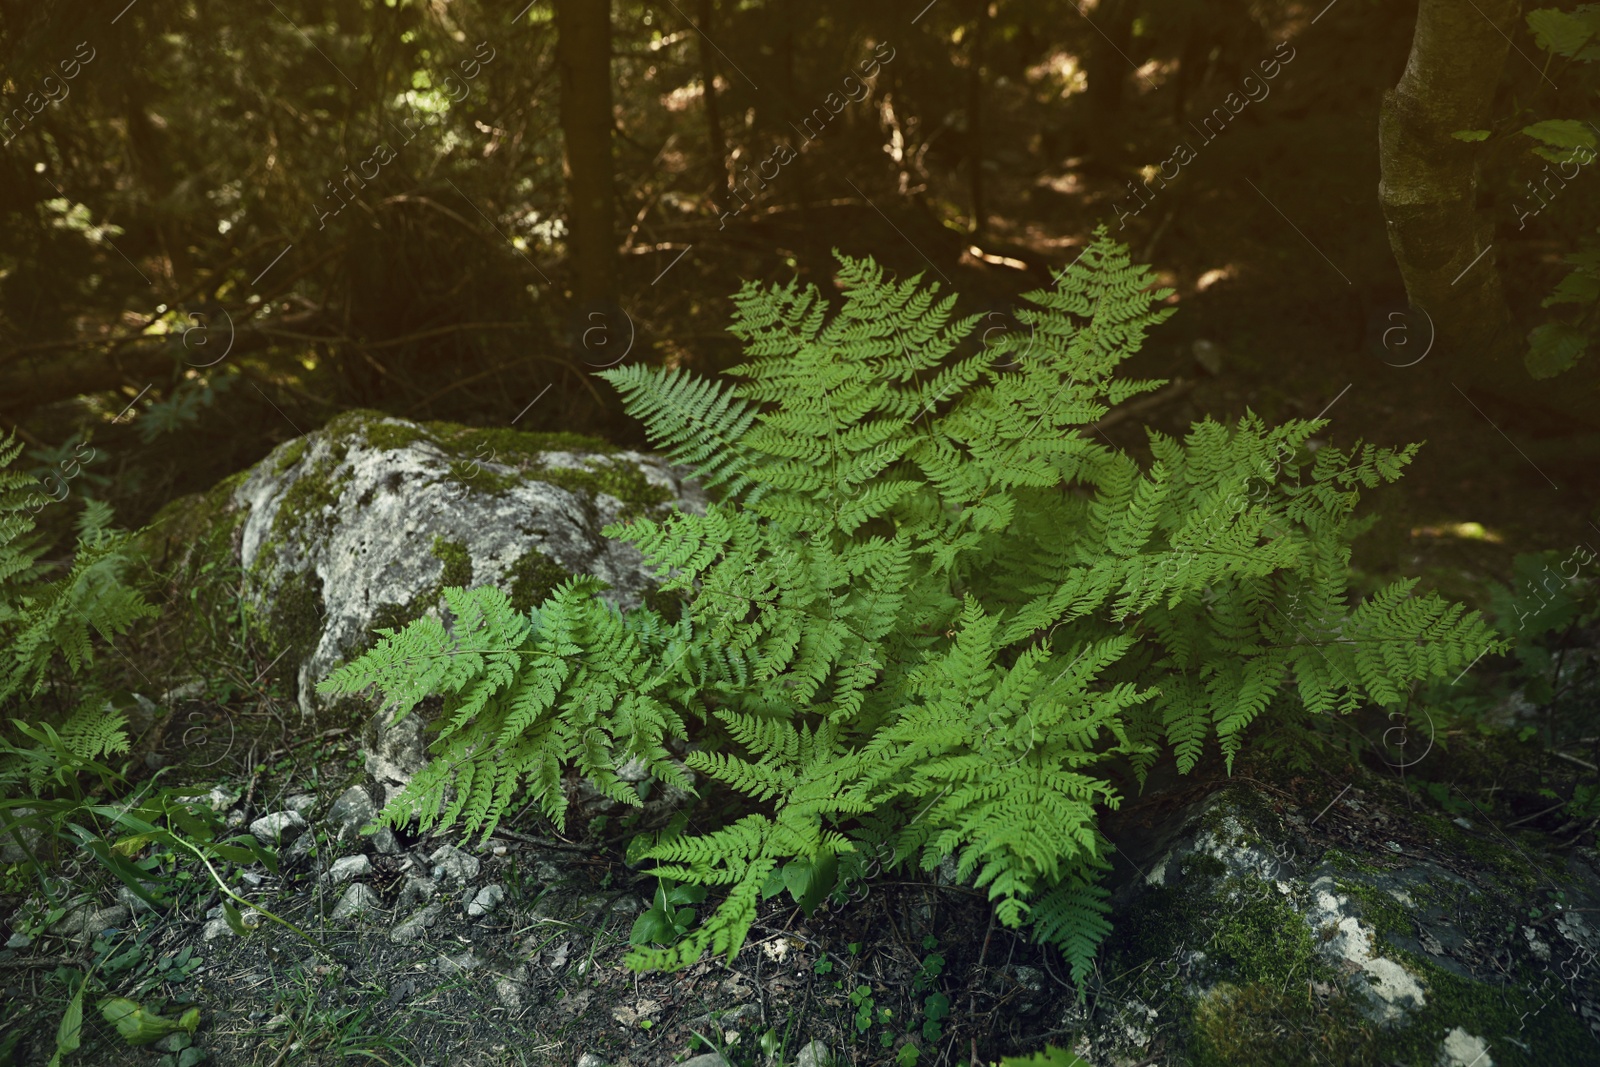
[1066,785,1600,1066]
[152,410,703,718]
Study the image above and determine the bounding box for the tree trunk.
[967,0,986,237]
[1377,0,1518,382]
[1085,0,1137,165]
[697,0,728,195]
[555,0,617,320]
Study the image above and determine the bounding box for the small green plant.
[630,877,709,947]
[323,233,1501,984]
[97,996,200,1047]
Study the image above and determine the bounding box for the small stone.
[249,811,308,846]
[284,832,316,863]
[0,816,40,863]
[390,904,440,943]
[201,786,241,812]
[225,809,246,828]
[331,883,381,921]
[609,894,644,916]
[1192,338,1226,375]
[1452,817,1474,830]
[6,932,31,949]
[117,883,165,914]
[397,875,437,911]
[574,1054,608,1067]
[795,1041,835,1067]
[47,899,93,936]
[437,949,481,974]
[467,884,505,918]
[371,826,400,854]
[326,786,377,843]
[428,844,480,885]
[201,918,235,940]
[1437,1027,1493,1067]
[680,1055,734,1067]
[323,855,373,885]
[1524,926,1552,961]
[81,905,129,939]
[284,793,318,816]
[495,977,524,1009]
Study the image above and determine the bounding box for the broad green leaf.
[1451,129,1491,142]
[1543,269,1600,307]
[98,997,200,1046]
[46,977,86,1067]
[629,908,672,946]
[221,902,250,937]
[1527,6,1600,60]
[1526,320,1590,378]
[1521,119,1597,151]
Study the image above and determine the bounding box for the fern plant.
[321,230,1501,981]
[0,431,158,881]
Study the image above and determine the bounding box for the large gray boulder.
[224,410,705,716]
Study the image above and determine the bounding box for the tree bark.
[697,0,729,195]
[555,0,617,317]
[967,0,987,237]
[1377,0,1518,381]
[1084,0,1137,165]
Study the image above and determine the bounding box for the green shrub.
[321,230,1500,980]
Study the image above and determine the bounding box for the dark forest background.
[4,0,1600,579]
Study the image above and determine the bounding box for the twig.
[1507,801,1568,828]
[1555,750,1599,772]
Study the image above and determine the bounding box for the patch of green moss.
[1192,979,1369,1067]
[129,469,253,674]
[433,423,617,460]
[536,458,674,523]
[507,547,574,614]
[1332,879,1410,939]
[251,568,326,665]
[431,536,473,590]
[363,422,433,452]
[272,437,308,473]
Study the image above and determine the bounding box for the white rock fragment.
[323,854,373,885]
[795,1041,835,1067]
[429,844,480,885]
[390,904,440,943]
[325,785,377,843]
[249,811,308,846]
[201,918,235,940]
[331,883,381,921]
[1436,1027,1493,1067]
[467,883,505,918]
[495,977,524,1009]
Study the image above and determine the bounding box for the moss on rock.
[507,546,575,615]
